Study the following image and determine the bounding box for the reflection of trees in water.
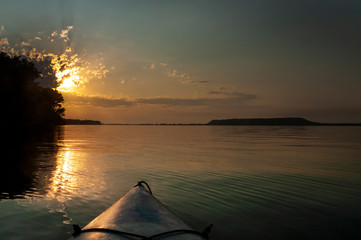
[0,47,67,199]
[0,127,63,199]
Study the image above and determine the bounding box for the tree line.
[0,52,65,129]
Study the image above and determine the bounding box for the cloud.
[137,97,206,106]
[0,38,9,45]
[166,68,207,85]
[60,26,73,38]
[208,87,256,99]
[21,41,31,46]
[63,94,135,108]
[178,79,209,84]
[146,61,198,84]
[168,70,191,84]
[63,92,257,108]
[48,26,73,42]
[209,90,256,98]
[168,69,188,79]
[64,94,203,108]
[1,29,110,90]
[167,70,175,77]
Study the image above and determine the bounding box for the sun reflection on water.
[39,140,107,225]
[47,148,79,202]
[46,142,106,203]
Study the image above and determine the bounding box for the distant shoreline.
[104,118,361,126]
[207,118,361,126]
[105,124,203,126]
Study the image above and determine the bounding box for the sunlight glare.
[49,149,78,200]
[56,67,80,92]
[0,26,110,94]
[46,143,106,203]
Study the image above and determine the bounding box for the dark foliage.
[0,52,65,128]
[64,119,102,125]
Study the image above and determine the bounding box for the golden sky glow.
[54,58,80,92]
[0,27,109,95]
[1,1,361,123]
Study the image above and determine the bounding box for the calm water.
[1,125,361,239]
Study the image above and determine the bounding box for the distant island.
[207,118,361,126]
[63,119,102,125]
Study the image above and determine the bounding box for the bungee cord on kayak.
[135,181,153,195]
[72,225,213,239]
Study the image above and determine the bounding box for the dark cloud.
[63,94,135,107]
[208,87,257,100]
[63,93,257,108]
[137,97,206,106]
[179,79,210,85]
[209,90,256,99]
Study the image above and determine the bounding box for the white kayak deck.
[72,184,208,240]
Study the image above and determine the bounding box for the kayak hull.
[72,184,206,240]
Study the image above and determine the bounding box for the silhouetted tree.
[0,52,65,129]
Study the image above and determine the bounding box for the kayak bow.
[72,181,211,240]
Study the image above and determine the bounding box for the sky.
[1,0,360,123]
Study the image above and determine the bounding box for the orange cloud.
[0,38,9,45]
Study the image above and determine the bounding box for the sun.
[59,76,76,91]
[55,65,81,92]
[0,26,110,94]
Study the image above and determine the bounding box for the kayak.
[72,181,211,240]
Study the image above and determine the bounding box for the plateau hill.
[208,118,320,126]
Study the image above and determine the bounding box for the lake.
[1,125,361,239]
